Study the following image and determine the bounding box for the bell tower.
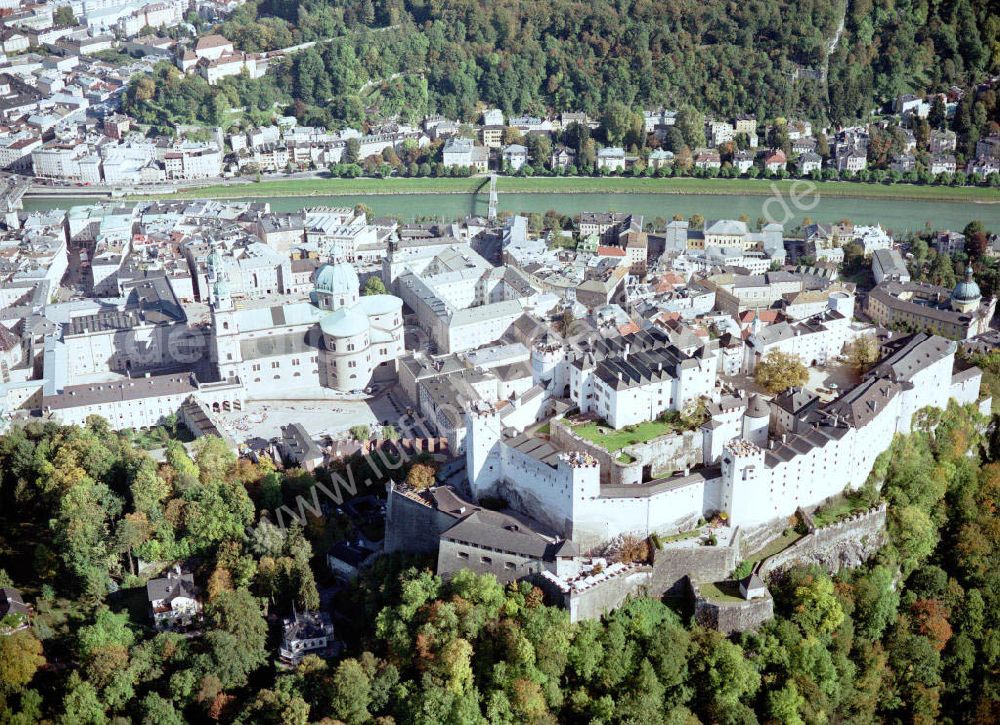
[208,246,241,380]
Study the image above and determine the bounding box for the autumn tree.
[846,335,880,373]
[406,462,437,490]
[0,631,44,690]
[754,350,809,395]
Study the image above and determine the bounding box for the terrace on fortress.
[601,466,720,498]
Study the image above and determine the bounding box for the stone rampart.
[758,503,887,576]
[648,532,741,596]
[689,578,774,634]
[384,484,461,554]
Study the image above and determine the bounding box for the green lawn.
[748,527,805,563]
[811,493,868,527]
[571,419,677,451]
[698,580,745,603]
[661,528,701,544]
[134,175,1000,202]
[136,176,488,200]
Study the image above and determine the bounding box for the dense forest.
[0,401,996,722]
[125,0,998,131]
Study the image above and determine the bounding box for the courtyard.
[214,389,402,445]
[568,417,683,452]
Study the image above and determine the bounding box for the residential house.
[644,108,677,134]
[786,119,812,140]
[890,154,916,173]
[706,120,735,147]
[596,147,626,171]
[936,230,965,255]
[509,116,553,134]
[146,568,201,629]
[481,125,504,149]
[836,147,867,173]
[550,145,575,170]
[442,137,488,173]
[968,157,1000,177]
[693,148,721,170]
[734,114,758,141]
[0,28,28,55]
[328,540,380,581]
[895,93,929,120]
[163,145,223,180]
[733,150,754,174]
[929,130,957,154]
[579,212,641,243]
[279,610,335,665]
[791,136,817,155]
[797,151,822,175]
[482,109,504,126]
[763,149,787,173]
[197,52,262,85]
[975,135,1000,160]
[277,423,324,471]
[647,148,674,169]
[929,154,957,175]
[0,588,30,633]
[502,143,528,171]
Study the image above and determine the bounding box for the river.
[22,190,1000,233]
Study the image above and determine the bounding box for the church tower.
[951,265,982,314]
[208,246,241,380]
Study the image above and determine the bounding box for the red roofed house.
[764,149,787,173]
[595,245,626,258]
[655,272,685,293]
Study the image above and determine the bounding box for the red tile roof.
[596,245,626,257]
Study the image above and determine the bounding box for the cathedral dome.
[952,265,981,302]
[314,262,360,298]
[320,307,369,338]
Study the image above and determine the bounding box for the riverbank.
[129,175,1000,203]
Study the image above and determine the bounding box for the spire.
[208,243,232,311]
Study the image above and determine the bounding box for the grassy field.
[571,418,678,451]
[749,527,805,562]
[698,580,746,603]
[660,528,702,544]
[135,175,1000,202]
[811,492,868,527]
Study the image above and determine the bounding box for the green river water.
[23,190,1000,233]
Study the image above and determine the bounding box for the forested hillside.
[0,403,996,722]
[134,0,998,128]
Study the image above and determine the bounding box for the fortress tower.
[531,334,565,388]
[465,405,504,498]
[720,439,770,526]
[741,394,770,448]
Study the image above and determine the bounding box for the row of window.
[250,356,319,372]
[456,551,516,570]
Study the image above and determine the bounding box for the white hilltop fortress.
[465,329,986,549]
[209,248,404,397]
